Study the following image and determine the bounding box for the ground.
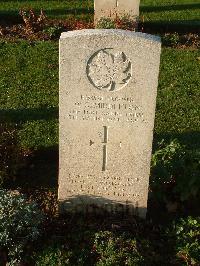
[0,0,200,265]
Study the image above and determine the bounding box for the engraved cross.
[90,126,122,172]
[102,126,108,171]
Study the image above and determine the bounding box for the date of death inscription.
[68,95,145,123]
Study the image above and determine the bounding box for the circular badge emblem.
[87,49,132,92]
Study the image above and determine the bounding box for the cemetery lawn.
[0,0,94,21]
[0,0,199,26]
[0,1,200,265]
[0,41,199,151]
[140,0,200,22]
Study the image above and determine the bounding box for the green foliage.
[162,33,180,47]
[31,225,95,266]
[34,245,72,266]
[151,139,200,202]
[26,216,200,266]
[0,189,44,265]
[118,15,138,30]
[94,231,143,265]
[96,15,137,30]
[168,216,200,265]
[96,17,116,29]
[0,2,199,266]
[43,26,63,39]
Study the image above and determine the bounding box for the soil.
[0,18,199,49]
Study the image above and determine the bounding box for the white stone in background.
[59,29,161,218]
[94,0,140,24]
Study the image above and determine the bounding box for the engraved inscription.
[87,49,132,91]
[66,173,140,199]
[68,95,144,123]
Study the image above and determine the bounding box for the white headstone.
[94,0,140,25]
[59,29,161,218]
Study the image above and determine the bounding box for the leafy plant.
[19,8,46,33]
[0,189,44,265]
[96,17,115,29]
[96,15,137,31]
[167,216,200,265]
[115,14,138,31]
[162,33,180,47]
[34,245,72,266]
[151,139,200,203]
[43,26,63,39]
[93,231,143,265]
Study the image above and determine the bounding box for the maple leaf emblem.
[87,49,132,91]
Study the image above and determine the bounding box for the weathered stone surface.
[59,29,161,218]
[94,0,140,24]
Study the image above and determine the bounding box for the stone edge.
[60,29,161,43]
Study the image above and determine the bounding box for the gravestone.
[59,29,161,218]
[94,0,140,25]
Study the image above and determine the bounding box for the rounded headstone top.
[60,29,161,43]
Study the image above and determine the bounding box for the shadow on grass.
[45,7,93,17]
[0,107,58,123]
[8,130,199,217]
[1,107,199,190]
[0,11,23,25]
[139,20,200,34]
[140,3,200,13]
[1,107,200,149]
[1,108,199,220]
[14,145,59,189]
[0,7,93,25]
[153,131,200,151]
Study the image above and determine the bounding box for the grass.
[140,0,200,22]
[0,41,58,150]
[0,3,199,266]
[140,0,200,33]
[0,41,199,150]
[155,48,200,148]
[0,0,94,22]
[0,0,199,28]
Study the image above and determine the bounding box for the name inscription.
[68,95,144,123]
